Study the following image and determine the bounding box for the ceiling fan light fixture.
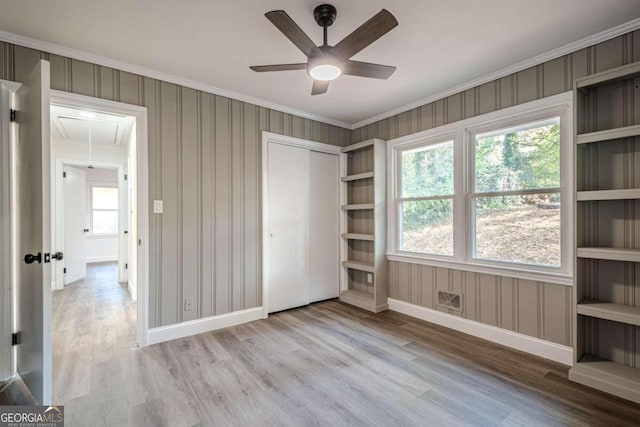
[309,63,342,81]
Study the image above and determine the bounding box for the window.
[388,94,572,284]
[471,118,561,267]
[399,140,455,256]
[91,186,118,234]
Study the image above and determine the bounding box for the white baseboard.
[86,256,118,263]
[388,298,573,366]
[147,307,263,346]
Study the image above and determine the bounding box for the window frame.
[88,183,119,237]
[387,92,573,285]
[396,134,457,258]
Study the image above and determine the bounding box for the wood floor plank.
[46,264,640,426]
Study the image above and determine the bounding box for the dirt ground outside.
[402,206,561,267]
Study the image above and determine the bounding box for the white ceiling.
[51,105,135,146]
[2,1,639,126]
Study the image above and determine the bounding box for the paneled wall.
[357,30,640,347]
[0,41,350,328]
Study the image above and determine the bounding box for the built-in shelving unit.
[339,138,387,313]
[569,61,640,404]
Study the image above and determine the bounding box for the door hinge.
[63,267,67,274]
[9,109,16,122]
[63,171,67,178]
[124,174,128,180]
[125,263,128,270]
[12,332,20,346]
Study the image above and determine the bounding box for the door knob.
[83,228,90,232]
[24,252,42,264]
[51,252,64,261]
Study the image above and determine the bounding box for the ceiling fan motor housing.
[313,4,337,27]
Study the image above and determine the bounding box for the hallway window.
[91,186,118,234]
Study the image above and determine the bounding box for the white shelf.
[576,62,640,90]
[341,203,374,211]
[576,247,640,262]
[341,139,376,153]
[342,260,375,273]
[577,301,640,326]
[569,355,640,404]
[342,233,374,241]
[577,189,640,201]
[576,124,640,145]
[341,171,374,182]
[339,289,388,313]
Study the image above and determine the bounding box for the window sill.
[87,233,118,239]
[386,252,573,286]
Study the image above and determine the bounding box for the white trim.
[388,298,573,366]
[0,30,351,130]
[386,93,574,285]
[85,256,118,263]
[0,82,12,380]
[147,307,263,346]
[387,253,572,286]
[352,17,640,129]
[261,131,343,155]
[261,132,343,319]
[49,90,150,348]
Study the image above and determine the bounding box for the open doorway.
[48,102,138,403]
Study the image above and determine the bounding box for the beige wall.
[0,41,351,328]
[354,30,640,347]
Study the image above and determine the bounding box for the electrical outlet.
[184,298,193,311]
[153,200,163,214]
[367,273,373,283]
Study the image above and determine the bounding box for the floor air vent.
[437,290,462,311]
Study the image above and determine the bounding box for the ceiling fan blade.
[333,9,398,59]
[265,10,321,58]
[250,63,307,72]
[311,80,330,95]
[343,60,396,79]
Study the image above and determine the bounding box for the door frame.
[261,131,345,319]
[49,89,149,348]
[0,79,20,380]
[53,160,125,288]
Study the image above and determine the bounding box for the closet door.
[266,142,309,313]
[309,151,340,302]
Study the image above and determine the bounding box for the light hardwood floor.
[52,264,640,426]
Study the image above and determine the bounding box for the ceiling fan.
[250,4,398,95]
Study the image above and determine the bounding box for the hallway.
[52,262,136,404]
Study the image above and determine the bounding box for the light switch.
[153,200,163,213]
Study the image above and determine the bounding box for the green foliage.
[401,122,560,230]
[401,143,453,230]
[475,122,560,209]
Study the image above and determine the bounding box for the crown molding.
[351,17,640,130]
[0,29,352,129]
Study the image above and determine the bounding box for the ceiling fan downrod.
[313,4,337,47]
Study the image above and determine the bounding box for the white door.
[63,165,86,285]
[267,142,309,313]
[15,59,52,404]
[309,151,340,302]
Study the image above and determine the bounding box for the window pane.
[93,210,118,234]
[473,193,560,267]
[475,118,560,192]
[401,199,453,256]
[401,141,454,197]
[92,187,118,209]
